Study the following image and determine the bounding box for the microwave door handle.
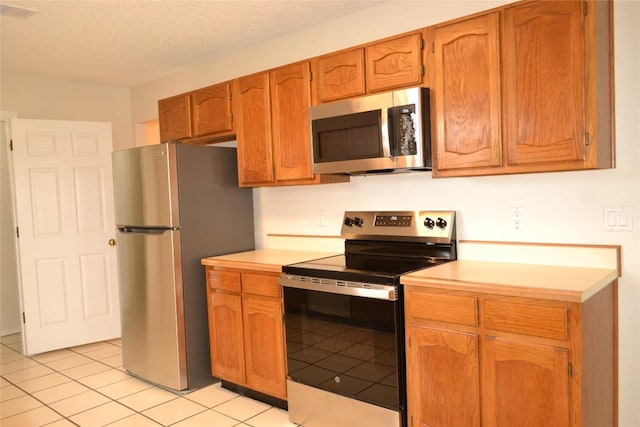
[386,108,398,156]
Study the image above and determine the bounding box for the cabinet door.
[483,336,570,427]
[431,13,502,173]
[233,74,275,186]
[208,291,245,385]
[192,83,233,137]
[158,94,192,142]
[313,48,365,103]
[270,62,314,182]
[407,325,480,427]
[503,1,585,167]
[242,296,287,399]
[365,32,423,92]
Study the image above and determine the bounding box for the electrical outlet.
[316,209,326,228]
[511,207,524,230]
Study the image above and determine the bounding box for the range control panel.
[341,210,456,243]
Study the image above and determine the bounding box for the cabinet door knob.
[108,239,116,247]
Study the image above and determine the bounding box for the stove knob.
[344,217,354,227]
[436,217,447,229]
[354,217,364,227]
[424,217,435,229]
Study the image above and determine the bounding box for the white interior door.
[10,118,120,355]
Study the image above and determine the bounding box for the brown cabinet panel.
[407,291,477,326]
[205,266,287,400]
[431,12,502,173]
[365,32,423,92]
[233,73,274,186]
[312,48,366,103]
[242,273,280,298]
[483,336,570,426]
[208,292,245,385]
[407,325,480,427]
[405,282,616,426]
[207,269,241,293]
[192,83,233,136]
[243,296,287,399]
[503,1,585,166]
[270,62,314,182]
[158,94,192,142]
[484,300,568,341]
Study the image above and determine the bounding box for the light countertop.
[401,260,618,302]
[201,249,338,273]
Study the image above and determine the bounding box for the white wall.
[0,74,133,151]
[129,2,639,424]
[0,119,21,335]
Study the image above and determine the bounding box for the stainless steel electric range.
[279,210,457,427]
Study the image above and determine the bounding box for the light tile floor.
[0,334,298,426]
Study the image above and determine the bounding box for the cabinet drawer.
[207,269,241,293]
[484,300,568,341]
[407,291,478,326]
[242,273,281,298]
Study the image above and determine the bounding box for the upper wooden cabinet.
[429,0,614,177]
[158,93,191,142]
[191,83,233,137]
[234,63,349,187]
[311,32,424,104]
[158,81,234,144]
[234,73,274,185]
[366,32,424,92]
[311,48,366,103]
[429,12,502,172]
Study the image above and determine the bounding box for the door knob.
[108,239,116,246]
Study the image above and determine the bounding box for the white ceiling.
[0,0,383,88]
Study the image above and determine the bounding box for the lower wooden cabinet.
[406,325,480,426]
[205,267,287,399]
[405,283,616,427]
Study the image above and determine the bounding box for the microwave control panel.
[389,104,417,156]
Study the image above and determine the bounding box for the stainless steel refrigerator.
[112,142,254,391]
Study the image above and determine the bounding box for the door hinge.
[568,363,573,378]
[22,312,26,323]
[408,337,411,349]
[230,113,233,122]
[421,64,425,76]
[583,1,588,16]
[585,132,590,146]
[9,139,13,151]
[431,41,435,54]
[420,37,424,50]
[309,70,313,81]
[16,226,20,238]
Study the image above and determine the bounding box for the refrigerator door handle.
[117,226,179,234]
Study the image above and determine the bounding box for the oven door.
[281,279,405,412]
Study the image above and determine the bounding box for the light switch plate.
[603,207,633,231]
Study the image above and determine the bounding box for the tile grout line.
[2,342,248,427]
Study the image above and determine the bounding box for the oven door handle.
[279,275,397,301]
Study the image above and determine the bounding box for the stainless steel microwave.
[309,87,431,175]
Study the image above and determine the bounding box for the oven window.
[312,110,383,162]
[284,287,402,410]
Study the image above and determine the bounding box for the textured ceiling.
[0,0,383,87]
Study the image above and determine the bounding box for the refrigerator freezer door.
[112,144,178,228]
[116,227,187,390]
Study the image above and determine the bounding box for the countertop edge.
[401,261,619,303]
